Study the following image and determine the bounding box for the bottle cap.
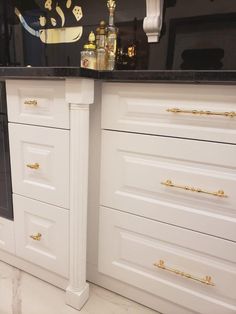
[99,21,106,35]
[87,31,96,50]
[107,0,116,14]
[89,31,96,43]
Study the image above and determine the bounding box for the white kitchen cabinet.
[102,83,236,144]
[9,123,70,209]
[6,80,69,129]
[14,194,69,277]
[100,130,236,241]
[0,217,15,254]
[99,206,236,314]
[0,78,95,311]
[93,82,236,314]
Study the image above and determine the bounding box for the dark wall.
[150,0,236,69]
[1,0,236,69]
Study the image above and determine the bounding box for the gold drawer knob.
[30,233,42,241]
[161,180,228,198]
[24,100,38,106]
[26,163,40,170]
[154,260,215,286]
[167,108,236,118]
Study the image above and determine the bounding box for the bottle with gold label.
[80,31,97,70]
[96,21,108,70]
[106,0,118,70]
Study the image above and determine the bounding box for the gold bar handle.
[24,100,38,106]
[26,163,40,170]
[161,180,228,198]
[30,233,42,241]
[167,108,236,118]
[154,260,215,286]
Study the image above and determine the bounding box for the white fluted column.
[65,78,94,310]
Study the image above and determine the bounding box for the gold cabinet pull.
[161,180,228,198]
[26,163,40,170]
[154,260,215,286]
[30,233,42,241]
[24,100,38,106]
[167,108,236,118]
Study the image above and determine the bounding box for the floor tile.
[0,261,158,314]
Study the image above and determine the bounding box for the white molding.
[65,78,94,310]
[144,0,164,43]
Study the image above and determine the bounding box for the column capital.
[65,78,94,106]
[143,0,164,43]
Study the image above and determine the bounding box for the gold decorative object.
[51,18,57,27]
[161,180,228,198]
[15,3,83,44]
[30,233,42,241]
[39,16,47,27]
[44,0,52,11]
[26,163,40,170]
[72,6,83,22]
[39,27,82,44]
[154,260,215,286]
[107,0,116,14]
[56,4,65,27]
[167,108,236,118]
[24,100,38,106]
[66,0,72,9]
[106,0,118,70]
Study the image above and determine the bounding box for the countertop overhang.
[0,67,236,84]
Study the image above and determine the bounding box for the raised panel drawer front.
[6,80,69,129]
[100,131,236,241]
[0,217,15,254]
[9,124,69,208]
[102,83,236,144]
[14,195,69,277]
[99,207,236,314]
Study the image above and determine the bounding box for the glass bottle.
[96,26,100,49]
[106,0,118,70]
[80,31,97,70]
[96,21,108,70]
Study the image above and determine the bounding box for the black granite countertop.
[0,67,236,84]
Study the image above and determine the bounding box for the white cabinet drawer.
[100,131,236,241]
[9,123,69,209]
[14,194,69,277]
[6,80,69,129]
[102,83,236,144]
[99,207,236,314]
[0,217,15,254]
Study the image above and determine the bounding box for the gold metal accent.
[15,6,83,44]
[39,27,83,44]
[161,180,228,198]
[30,233,42,241]
[167,108,236,118]
[107,0,116,14]
[24,100,38,106]
[26,163,40,170]
[154,260,215,286]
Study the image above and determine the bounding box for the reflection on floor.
[0,261,159,314]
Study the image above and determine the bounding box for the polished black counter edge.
[0,67,100,80]
[0,67,236,83]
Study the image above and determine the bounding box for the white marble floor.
[0,261,159,314]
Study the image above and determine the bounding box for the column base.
[66,283,89,310]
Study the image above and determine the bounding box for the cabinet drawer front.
[9,124,69,209]
[101,131,236,241]
[6,80,69,129]
[14,195,69,277]
[99,207,236,314]
[102,83,236,144]
[0,217,15,254]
